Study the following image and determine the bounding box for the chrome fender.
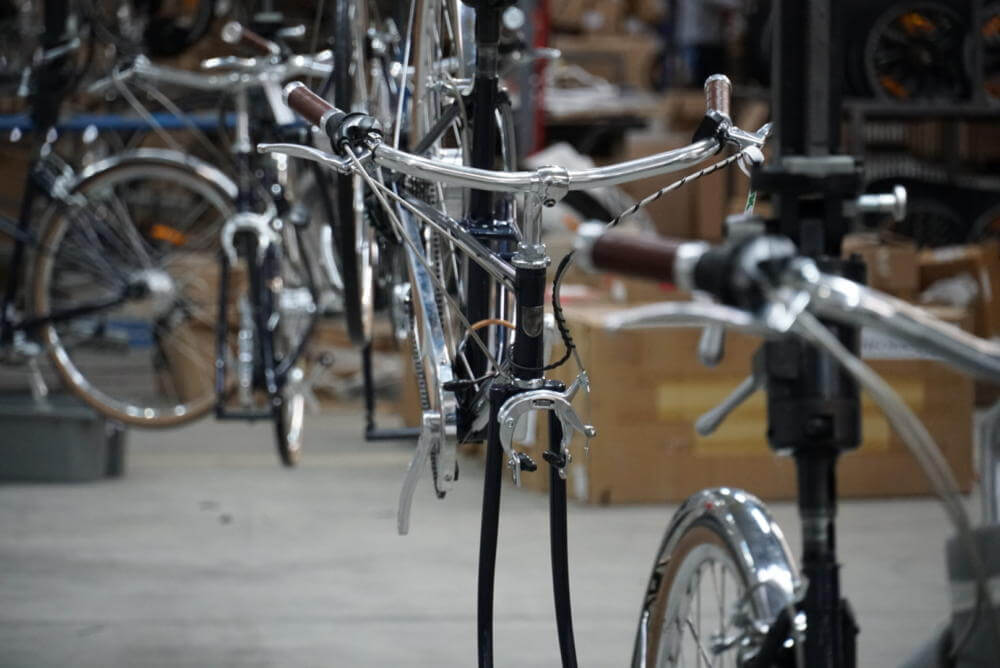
[632,487,800,667]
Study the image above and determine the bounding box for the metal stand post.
[362,343,420,441]
[750,2,866,665]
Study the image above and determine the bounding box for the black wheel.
[331,0,375,348]
[892,197,968,247]
[142,0,215,58]
[864,2,970,101]
[970,201,1000,242]
[983,3,1000,101]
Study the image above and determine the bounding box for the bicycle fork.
[476,197,592,667]
[214,224,283,422]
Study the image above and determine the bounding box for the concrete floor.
[0,407,959,667]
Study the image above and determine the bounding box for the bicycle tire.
[331,0,375,347]
[862,1,970,102]
[31,150,237,427]
[633,488,799,667]
[260,242,307,467]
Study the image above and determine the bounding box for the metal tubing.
[511,266,546,380]
[796,269,1000,382]
[372,139,719,194]
[548,409,578,667]
[795,450,843,668]
[400,197,516,290]
[468,2,502,222]
[214,252,231,417]
[0,177,38,342]
[477,382,512,668]
[362,343,377,433]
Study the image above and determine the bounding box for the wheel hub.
[129,268,176,319]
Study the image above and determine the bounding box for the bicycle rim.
[32,160,234,427]
[635,489,799,668]
[272,234,313,467]
[653,525,752,667]
[333,0,376,347]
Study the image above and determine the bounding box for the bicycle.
[577,215,1000,667]
[267,55,1000,668]
[267,1,997,665]
[5,11,335,465]
[261,27,773,666]
[0,0,238,423]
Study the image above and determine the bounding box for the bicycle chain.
[403,175,451,499]
[406,294,432,414]
[405,288,446,498]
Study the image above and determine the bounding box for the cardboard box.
[629,0,666,24]
[663,90,711,128]
[160,322,216,403]
[552,0,626,33]
[607,131,743,240]
[551,34,662,91]
[170,252,248,326]
[519,303,974,503]
[919,240,1000,339]
[842,233,920,300]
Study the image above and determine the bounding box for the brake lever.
[257,142,368,175]
[698,325,726,367]
[695,350,765,436]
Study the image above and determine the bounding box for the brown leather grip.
[284,82,338,127]
[590,232,684,284]
[704,74,732,119]
[221,21,280,56]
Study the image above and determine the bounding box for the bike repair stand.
[361,343,420,441]
[748,2,869,666]
[464,3,592,667]
[1,0,74,348]
[0,0,128,482]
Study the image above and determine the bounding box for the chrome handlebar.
[258,120,770,201]
[600,235,1000,384]
[260,74,769,201]
[787,261,1000,381]
[87,52,332,96]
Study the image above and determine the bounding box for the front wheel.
[634,488,799,667]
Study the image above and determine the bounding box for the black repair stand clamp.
[747,2,865,666]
